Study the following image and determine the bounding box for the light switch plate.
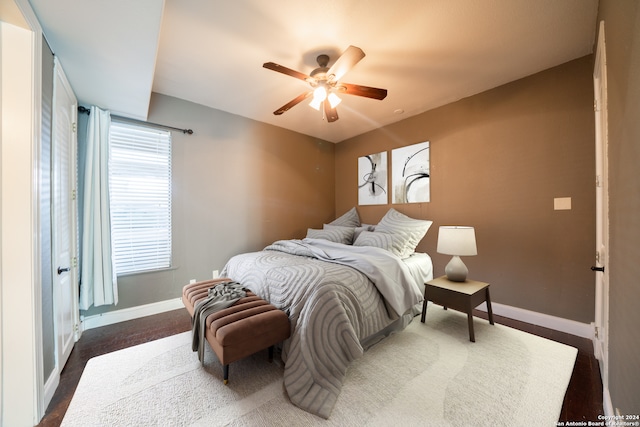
[554,197,572,210]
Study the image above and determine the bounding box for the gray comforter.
[221,238,424,419]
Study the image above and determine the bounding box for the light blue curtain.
[79,106,118,310]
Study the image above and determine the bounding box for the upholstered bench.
[182,278,290,384]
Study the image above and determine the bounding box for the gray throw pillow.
[329,207,361,228]
[353,230,394,252]
[375,208,433,258]
[306,227,353,245]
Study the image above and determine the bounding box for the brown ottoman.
[182,278,290,384]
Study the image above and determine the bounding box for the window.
[109,121,172,275]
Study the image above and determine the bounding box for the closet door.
[52,57,79,371]
[593,20,610,396]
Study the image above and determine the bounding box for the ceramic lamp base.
[445,255,468,282]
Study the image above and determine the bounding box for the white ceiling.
[29,0,599,143]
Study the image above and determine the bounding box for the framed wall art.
[358,151,388,205]
[392,141,430,203]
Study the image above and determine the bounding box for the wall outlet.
[212,270,219,279]
[189,279,196,284]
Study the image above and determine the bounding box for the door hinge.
[596,251,601,263]
[72,189,76,200]
[594,99,598,112]
[596,175,601,188]
[595,326,599,339]
[72,257,77,268]
[72,122,77,133]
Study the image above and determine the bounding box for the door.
[593,20,609,390]
[52,57,79,370]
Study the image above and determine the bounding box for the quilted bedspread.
[221,238,423,419]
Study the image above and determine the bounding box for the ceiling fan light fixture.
[310,85,329,110]
[328,92,342,108]
[312,86,327,102]
[309,97,322,111]
[264,45,388,122]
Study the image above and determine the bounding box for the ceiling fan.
[263,45,387,122]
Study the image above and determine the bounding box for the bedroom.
[1,0,639,425]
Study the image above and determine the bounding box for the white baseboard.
[603,386,614,416]
[42,369,59,417]
[476,301,594,339]
[82,298,593,339]
[81,298,184,331]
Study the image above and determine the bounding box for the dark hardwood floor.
[37,308,603,426]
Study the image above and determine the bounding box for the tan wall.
[82,93,335,316]
[596,0,640,416]
[336,56,596,323]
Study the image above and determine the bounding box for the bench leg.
[223,364,229,385]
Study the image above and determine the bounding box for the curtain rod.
[78,106,193,135]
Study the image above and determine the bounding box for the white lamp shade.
[327,92,342,108]
[309,97,322,110]
[437,226,477,256]
[313,86,327,102]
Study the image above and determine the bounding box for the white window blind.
[109,121,172,275]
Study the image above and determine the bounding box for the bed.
[220,208,433,418]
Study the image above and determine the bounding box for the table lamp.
[437,226,477,282]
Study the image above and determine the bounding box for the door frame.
[593,20,612,415]
[1,1,46,424]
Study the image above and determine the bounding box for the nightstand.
[420,275,494,342]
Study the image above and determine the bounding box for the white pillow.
[375,208,433,258]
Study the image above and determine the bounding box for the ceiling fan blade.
[324,100,339,122]
[339,82,388,100]
[327,45,365,81]
[273,91,312,115]
[263,62,311,82]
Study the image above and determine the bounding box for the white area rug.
[62,304,577,426]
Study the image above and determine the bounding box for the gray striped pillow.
[353,230,394,252]
[375,208,433,258]
[354,224,375,241]
[323,224,356,244]
[329,207,361,227]
[306,227,353,245]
